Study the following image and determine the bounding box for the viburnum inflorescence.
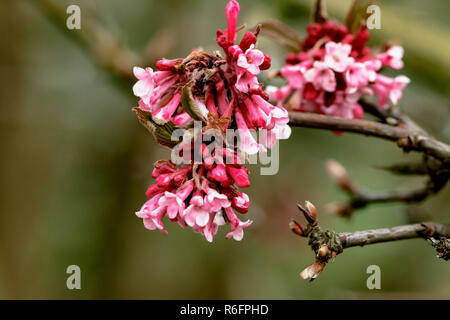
[268,19,410,121]
[131,0,290,242]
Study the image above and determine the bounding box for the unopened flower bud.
[304,201,317,221]
[325,159,352,190]
[232,192,250,213]
[220,177,234,188]
[259,53,271,70]
[226,165,250,188]
[204,156,215,170]
[289,220,306,237]
[145,184,163,198]
[156,59,175,71]
[156,173,172,187]
[210,164,229,182]
[173,112,192,126]
[297,201,317,224]
[324,202,353,218]
[173,173,186,186]
[317,245,330,259]
[239,31,257,51]
[300,262,325,280]
[151,168,160,178]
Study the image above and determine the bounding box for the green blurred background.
[0,0,449,299]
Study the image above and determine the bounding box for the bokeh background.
[1,0,449,299]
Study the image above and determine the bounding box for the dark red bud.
[289,220,306,237]
[259,53,271,70]
[145,184,163,198]
[239,31,257,51]
[286,52,300,65]
[303,83,319,101]
[156,59,175,71]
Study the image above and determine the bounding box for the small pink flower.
[149,75,179,108]
[133,67,154,105]
[183,195,210,227]
[235,70,259,93]
[304,61,336,92]
[280,64,307,89]
[158,182,193,219]
[202,213,226,242]
[226,219,252,241]
[389,75,410,105]
[149,206,169,233]
[232,192,250,213]
[136,194,162,226]
[345,62,370,88]
[250,95,291,143]
[266,85,292,104]
[363,59,382,82]
[152,92,182,123]
[372,74,410,108]
[224,207,252,241]
[378,46,404,70]
[270,122,292,141]
[205,188,231,212]
[324,42,354,72]
[237,44,265,75]
[158,192,185,219]
[235,110,266,154]
[242,96,267,128]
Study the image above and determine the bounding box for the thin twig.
[324,159,449,217]
[288,112,450,163]
[289,111,410,140]
[292,201,450,280]
[339,222,450,248]
[359,99,426,135]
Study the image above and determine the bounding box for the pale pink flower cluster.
[132,0,291,154]
[136,146,252,242]
[270,21,409,119]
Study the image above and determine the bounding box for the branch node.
[427,237,450,261]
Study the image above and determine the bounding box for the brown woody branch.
[288,111,450,163]
[339,222,450,248]
[359,99,426,134]
[289,109,450,215]
[324,159,449,217]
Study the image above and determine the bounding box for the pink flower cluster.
[136,146,252,242]
[132,0,289,241]
[133,0,290,154]
[270,21,410,119]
